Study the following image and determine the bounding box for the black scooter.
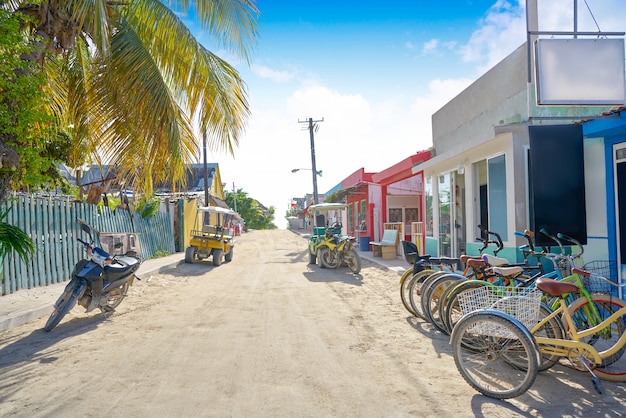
[44,219,143,332]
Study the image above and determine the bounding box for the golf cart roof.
[308,202,347,212]
[197,206,236,215]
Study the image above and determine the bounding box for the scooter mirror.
[80,222,91,235]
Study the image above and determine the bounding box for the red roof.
[371,150,431,185]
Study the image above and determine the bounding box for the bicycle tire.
[436,276,468,334]
[451,310,540,399]
[410,271,447,322]
[405,270,436,320]
[443,280,492,335]
[400,268,435,316]
[399,267,427,315]
[422,273,465,334]
[533,303,566,371]
[417,273,443,323]
[566,294,626,370]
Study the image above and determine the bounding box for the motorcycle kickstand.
[100,306,115,319]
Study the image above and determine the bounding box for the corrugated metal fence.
[1,195,175,296]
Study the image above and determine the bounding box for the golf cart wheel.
[212,248,223,266]
[185,246,197,264]
[316,248,326,268]
[225,247,234,262]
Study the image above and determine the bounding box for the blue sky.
[184,0,626,226]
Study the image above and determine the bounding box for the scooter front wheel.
[44,286,78,332]
[344,248,362,274]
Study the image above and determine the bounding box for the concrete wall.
[432,44,528,155]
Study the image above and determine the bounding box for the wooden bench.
[369,229,398,260]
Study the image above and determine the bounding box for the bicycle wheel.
[406,270,437,320]
[567,294,626,370]
[437,276,468,334]
[566,294,626,374]
[442,280,492,335]
[532,303,565,371]
[400,268,436,316]
[422,273,465,334]
[399,267,415,314]
[410,271,446,322]
[451,310,540,399]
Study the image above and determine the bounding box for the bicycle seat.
[491,266,524,278]
[466,258,488,269]
[536,277,578,297]
[439,257,459,266]
[460,255,482,263]
[482,254,509,266]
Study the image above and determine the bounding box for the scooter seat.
[106,256,140,270]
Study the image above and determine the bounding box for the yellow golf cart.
[185,206,236,266]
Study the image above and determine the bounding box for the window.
[438,173,451,256]
[487,154,508,241]
[359,199,367,230]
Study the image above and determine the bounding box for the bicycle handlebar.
[573,267,626,287]
[540,228,584,259]
[556,232,584,259]
[477,225,504,255]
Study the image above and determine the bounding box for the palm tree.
[7,0,259,195]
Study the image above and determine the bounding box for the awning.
[324,183,367,202]
[209,195,230,209]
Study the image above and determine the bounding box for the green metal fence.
[1,194,175,296]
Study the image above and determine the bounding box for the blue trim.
[604,137,620,265]
[583,111,625,265]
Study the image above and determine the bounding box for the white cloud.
[422,39,439,55]
[423,39,458,56]
[458,1,526,72]
[251,63,295,83]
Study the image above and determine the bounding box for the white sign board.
[535,38,625,105]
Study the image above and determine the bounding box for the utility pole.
[232,182,237,212]
[203,130,209,206]
[298,117,324,204]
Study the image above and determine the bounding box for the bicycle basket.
[581,260,618,293]
[555,256,573,278]
[457,286,542,338]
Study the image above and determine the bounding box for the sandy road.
[1,229,625,417]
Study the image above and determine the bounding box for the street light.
[291,168,322,177]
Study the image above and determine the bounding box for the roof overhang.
[372,151,431,185]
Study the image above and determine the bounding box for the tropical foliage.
[0,207,34,262]
[0,10,72,202]
[2,0,259,197]
[225,188,276,230]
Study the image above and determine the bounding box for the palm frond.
[0,208,34,261]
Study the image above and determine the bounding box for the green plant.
[135,197,160,219]
[0,207,35,262]
[150,249,170,258]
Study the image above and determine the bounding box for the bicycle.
[439,229,550,334]
[398,240,437,317]
[451,272,626,399]
[414,226,506,328]
[440,228,593,335]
